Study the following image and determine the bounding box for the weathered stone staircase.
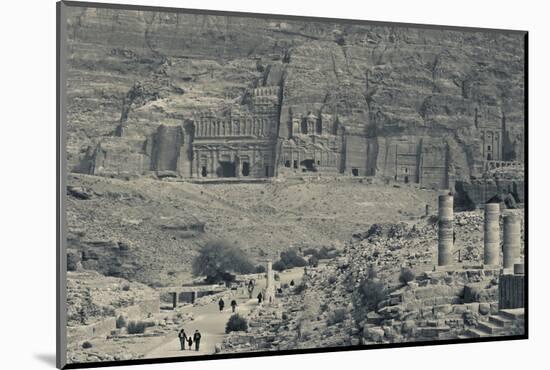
[462,308,524,338]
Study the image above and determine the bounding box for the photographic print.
[57,1,527,368]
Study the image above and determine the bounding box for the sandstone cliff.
[65,6,525,186]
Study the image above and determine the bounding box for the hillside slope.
[67,175,437,285]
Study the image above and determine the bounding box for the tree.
[279,249,307,268]
[359,278,387,311]
[192,240,255,283]
[255,265,266,273]
[272,260,287,272]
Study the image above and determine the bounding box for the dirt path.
[145,267,305,359]
[145,293,258,358]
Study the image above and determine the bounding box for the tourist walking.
[257,292,263,304]
[218,298,225,312]
[231,299,237,312]
[178,329,187,351]
[187,336,193,350]
[248,279,255,299]
[193,330,202,351]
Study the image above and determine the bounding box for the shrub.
[359,279,387,311]
[122,284,130,291]
[272,260,287,272]
[273,249,308,272]
[293,282,306,295]
[327,275,337,284]
[366,265,377,280]
[282,312,289,320]
[82,341,93,349]
[308,255,319,267]
[366,224,384,239]
[255,265,266,273]
[127,321,151,334]
[399,268,416,285]
[280,250,308,268]
[225,314,248,334]
[274,273,280,281]
[67,252,79,272]
[303,248,318,256]
[116,315,127,329]
[327,308,348,326]
[192,240,255,283]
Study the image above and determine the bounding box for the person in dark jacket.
[178,329,187,350]
[193,330,202,351]
[187,336,193,350]
[230,299,238,312]
[257,292,263,304]
[218,298,225,312]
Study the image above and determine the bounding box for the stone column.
[484,203,500,266]
[266,260,273,289]
[503,213,520,269]
[265,260,275,304]
[438,194,454,266]
[172,292,177,309]
[210,151,215,177]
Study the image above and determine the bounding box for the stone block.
[433,304,453,315]
[365,326,385,342]
[479,303,491,315]
[452,304,468,314]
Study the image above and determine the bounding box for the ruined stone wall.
[117,299,160,320]
[152,124,183,173]
[91,137,149,177]
[344,133,368,175]
[67,317,117,343]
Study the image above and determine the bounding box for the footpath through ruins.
[145,265,304,358]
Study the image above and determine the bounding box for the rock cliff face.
[65,5,525,188]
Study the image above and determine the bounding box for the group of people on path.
[178,329,202,351]
[218,290,270,311]
[218,298,239,312]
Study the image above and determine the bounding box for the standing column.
[503,213,520,269]
[484,203,500,266]
[265,260,275,304]
[438,194,454,266]
[172,292,177,309]
[267,261,274,288]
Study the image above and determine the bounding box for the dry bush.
[399,268,416,284]
[225,314,248,333]
[327,308,348,326]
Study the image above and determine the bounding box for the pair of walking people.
[218,298,238,313]
[178,329,202,351]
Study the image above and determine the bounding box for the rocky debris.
[220,208,524,349]
[66,271,157,326]
[67,186,94,200]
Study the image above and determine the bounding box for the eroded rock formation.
[65,7,525,193]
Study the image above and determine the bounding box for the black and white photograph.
[10,1,550,370]
[56,1,528,367]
